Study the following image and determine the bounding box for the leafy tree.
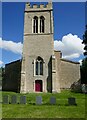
[81,25,87,84]
[81,58,87,84]
[82,25,87,55]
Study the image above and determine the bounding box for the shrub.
[82,84,87,93]
[70,80,82,93]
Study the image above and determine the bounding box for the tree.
[81,58,87,84]
[81,25,87,84]
[82,25,87,55]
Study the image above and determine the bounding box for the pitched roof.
[60,58,80,64]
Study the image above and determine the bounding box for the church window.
[40,16,45,33]
[33,16,38,33]
[36,56,43,75]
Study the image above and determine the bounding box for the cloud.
[0,33,84,61]
[0,60,4,66]
[54,33,84,59]
[0,38,23,54]
[79,59,82,65]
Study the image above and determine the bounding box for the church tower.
[3,2,80,93]
[20,2,54,93]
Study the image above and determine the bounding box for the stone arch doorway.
[35,80,43,92]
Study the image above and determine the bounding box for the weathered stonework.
[2,60,21,92]
[59,59,80,89]
[2,2,80,93]
[20,2,54,93]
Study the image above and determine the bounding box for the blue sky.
[1,2,86,66]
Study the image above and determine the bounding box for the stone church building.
[3,2,80,93]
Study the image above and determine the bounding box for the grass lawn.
[2,90,86,118]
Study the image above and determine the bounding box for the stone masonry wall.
[2,60,21,92]
[59,59,80,89]
[20,2,54,93]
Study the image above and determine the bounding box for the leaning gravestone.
[11,95,17,104]
[20,96,26,104]
[50,96,56,105]
[3,95,9,104]
[36,96,42,105]
[68,97,77,105]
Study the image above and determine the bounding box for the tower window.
[33,16,38,33]
[40,16,45,33]
[35,56,43,75]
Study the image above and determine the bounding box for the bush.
[82,84,87,93]
[70,80,82,93]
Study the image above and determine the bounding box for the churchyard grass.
[2,90,86,118]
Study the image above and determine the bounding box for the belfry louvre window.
[33,16,38,33]
[36,57,43,75]
[40,16,45,33]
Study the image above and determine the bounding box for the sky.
[0,1,86,67]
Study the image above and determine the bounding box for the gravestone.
[3,95,9,104]
[20,96,26,104]
[68,97,77,105]
[11,95,17,104]
[36,96,42,105]
[50,96,56,105]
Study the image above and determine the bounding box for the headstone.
[20,96,26,104]
[50,96,56,105]
[68,97,77,105]
[3,95,9,104]
[11,95,17,104]
[36,96,42,105]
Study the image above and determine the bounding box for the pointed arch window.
[33,16,38,33]
[40,16,45,33]
[36,56,43,75]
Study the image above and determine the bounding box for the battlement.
[25,2,53,11]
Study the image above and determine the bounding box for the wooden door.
[35,80,42,92]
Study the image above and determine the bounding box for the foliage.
[81,57,87,84]
[70,80,82,93]
[0,68,2,81]
[81,25,87,84]
[83,25,87,56]
[2,90,86,118]
[82,84,87,93]
[0,67,5,81]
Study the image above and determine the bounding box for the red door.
[35,80,42,92]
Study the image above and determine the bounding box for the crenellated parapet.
[25,2,53,12]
